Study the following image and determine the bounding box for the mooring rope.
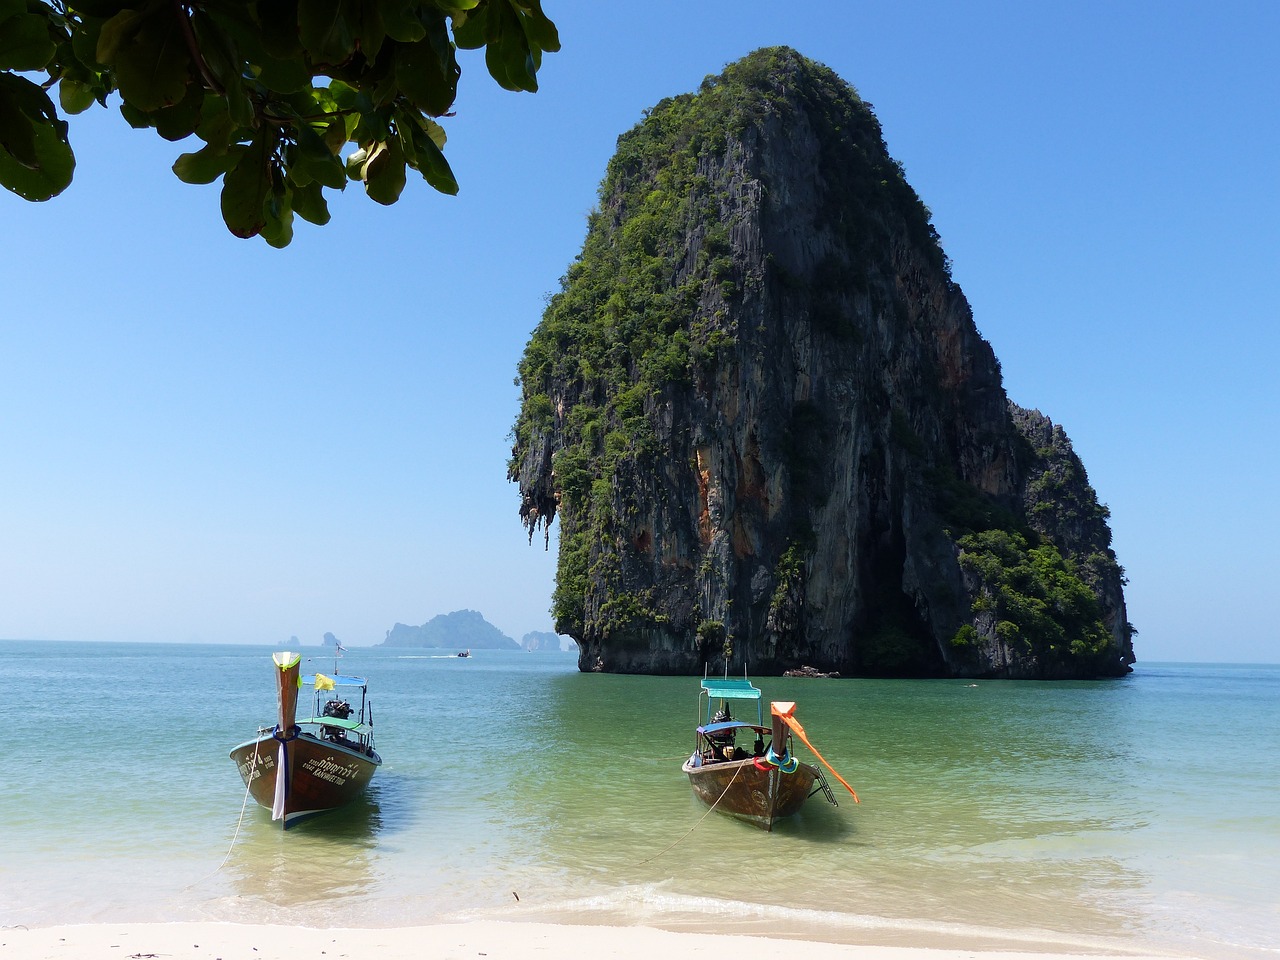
[636,760,748,866]
[184,738,262,890]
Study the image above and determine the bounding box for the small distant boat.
[457,650,471,658]
[229,647,381,829]
[681,674,858,830]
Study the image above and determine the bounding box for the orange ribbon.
[775,706,860,803]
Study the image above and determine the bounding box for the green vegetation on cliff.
[952,529,1111,661]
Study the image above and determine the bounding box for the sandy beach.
[0,921,1189,960]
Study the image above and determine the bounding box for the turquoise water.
[2,641,1276,958]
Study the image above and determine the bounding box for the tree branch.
[172,0,225,96]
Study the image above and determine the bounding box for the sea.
[1,640,1276,959]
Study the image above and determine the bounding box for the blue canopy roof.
[697,720,767,736]
[302,674,367,688]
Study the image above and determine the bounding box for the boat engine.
[323,699,353,720]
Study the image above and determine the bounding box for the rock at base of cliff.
[782,665,842,679]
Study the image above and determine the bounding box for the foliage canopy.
[0,0,558,245]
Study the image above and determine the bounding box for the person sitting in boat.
[707,707,741,762]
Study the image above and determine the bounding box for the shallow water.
[2,641,1276,958]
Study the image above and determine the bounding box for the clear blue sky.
[2,2,1276,663]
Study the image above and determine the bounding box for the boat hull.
[682,755,819,830]
[230,732,381,828]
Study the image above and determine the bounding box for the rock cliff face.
[510,47,1134,679]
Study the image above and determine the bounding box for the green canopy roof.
[297,716,370,734]
[700,678,761,700]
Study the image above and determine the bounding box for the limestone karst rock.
[510,47,1134,679]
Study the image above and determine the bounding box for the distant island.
[378,610,520,650]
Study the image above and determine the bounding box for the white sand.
[0,921,1188,960]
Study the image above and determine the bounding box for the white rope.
[184,739,262,890]
[637,760,748,866]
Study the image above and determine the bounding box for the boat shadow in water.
[246,772,424,840]
[685,781,859,844]
[224,789,386,916]
[763,800,859,842]
[278,787,385,839]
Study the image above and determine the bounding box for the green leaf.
[253,52,314,93]
[419,116,446,151]
[220,129,272,238]
[112,9,192,112]
[326,79,359,110]
[376,0,426,43]
[254,0,304,59]
[290,123,346,188]
[516,0,560,53]
[362,137,407,205]
[450,3,488,49]
[344,144,368,180]
[260,215,294,247]
[367,52,400,106]
[345,0,386,62]
[259,195,294,248]
[219,11,314,94]
[0,12,57,70]
[118,100,152,129]
[95,8,145,65]
[350,98,391,144]
[321,114,352,154]
[404,119,457,195]
[189,10,244,98]
[194,92,236,146]
[0,78,74,200]
[485,0,537,93]
[226,88,254,126]
[0,75,38,167]
[69,20,105,75]
[151,82,204,141]
[394,13,458,117]
[173,141,244,184]
[58,79,98,115]
[298,0,355,65]
[291,179,331,225]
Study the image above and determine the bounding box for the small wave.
[449,883,1163,956]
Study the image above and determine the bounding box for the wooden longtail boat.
[681,676,858,831]
[229,649,381,829]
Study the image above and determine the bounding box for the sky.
[2,2,1277,663]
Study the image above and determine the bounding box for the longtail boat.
[681,675,858,830]
[229,648,381,829]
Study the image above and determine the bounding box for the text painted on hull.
[301,755,362,785]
